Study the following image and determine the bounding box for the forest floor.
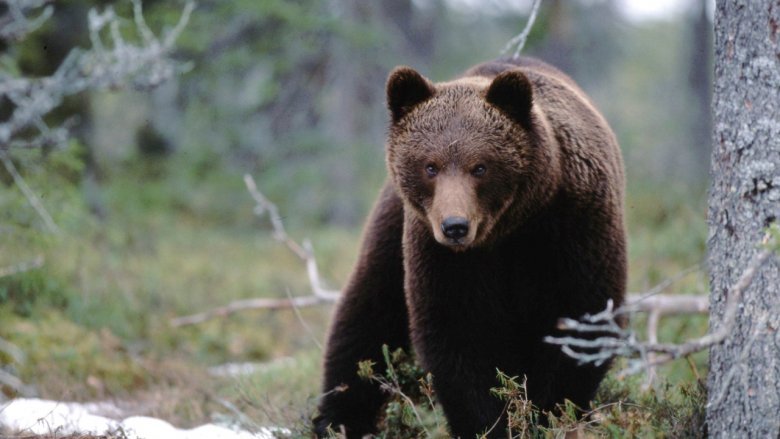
[1,168,710,437]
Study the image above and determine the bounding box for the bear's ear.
[485,70,534,129]
[387,67,435,124]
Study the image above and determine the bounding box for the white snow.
[208,357,296,378]
[0,398,285,439]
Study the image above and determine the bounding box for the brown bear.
[313,57,626,438]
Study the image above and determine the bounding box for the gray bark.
[708,1,780,437]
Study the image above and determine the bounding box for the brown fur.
[314,57,626,438]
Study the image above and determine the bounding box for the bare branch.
[624,263,702,306]
[644,308,661,389]
[170,295,331,328]
[545,241,776,378]
[1,0,194,239]
[0,0,54,42]
[0,0,195,150]
[242,174,340,301]
[624,294,708,315]
[0,151,61,234]
[500,0,543,59]
[285,287,324,351]
[170,175,340,327]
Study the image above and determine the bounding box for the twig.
[644,309,661,389]
[170,295,330,327]
[625,263,702,306]
[500,0,543,59]
[285,287,324,351]
[0,152,60,234]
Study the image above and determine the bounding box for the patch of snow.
[0,398,287,438]
[208,357,296,378]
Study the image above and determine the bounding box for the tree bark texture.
[708,1,780,437]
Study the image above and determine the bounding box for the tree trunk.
[708,1,780,437]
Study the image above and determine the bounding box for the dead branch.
[243,174,339,301]
[0,0,54,42]
[0,0,194,150]
[501,0,543,59]
[545,240,775,378]
[170,295,331,328]
[625,294,708,315]
[169,175,339,327]
[1,0,193,237]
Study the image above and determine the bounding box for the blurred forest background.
[1,0,714,435]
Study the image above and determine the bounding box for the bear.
[313,56,626,438]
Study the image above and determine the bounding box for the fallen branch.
[170,175,339,327]
[545,238,775,378]
[170,295,331,327]
[243,174,339,302]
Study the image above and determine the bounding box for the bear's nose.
[441,216,470,240]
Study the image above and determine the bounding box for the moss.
[0,309,148,399]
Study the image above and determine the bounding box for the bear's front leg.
[429,359,511,438]
[314,183,410,438]
[402,217,516,438]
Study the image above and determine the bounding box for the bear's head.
[385,66,560,250]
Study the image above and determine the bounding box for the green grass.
[1,145,709,435]
[0,148,351,426]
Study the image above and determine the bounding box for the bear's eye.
[425,163,438,177]
[471,164,487,177]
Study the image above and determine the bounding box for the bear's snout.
[441,216,469,240]
[428,175,480,248]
